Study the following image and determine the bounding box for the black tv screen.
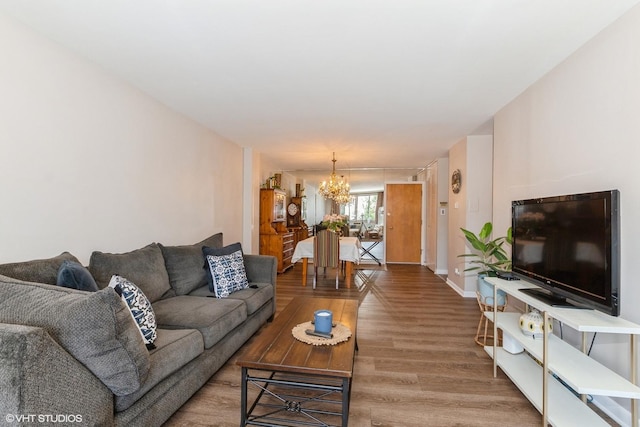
[511,190,620,316]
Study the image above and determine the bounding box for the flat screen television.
[511,190,620,316]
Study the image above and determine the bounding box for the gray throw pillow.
[0,252,80,285]
[89,243,173,303]
[56,260,99,292]
[202,242,242,292]
[159,232,223,295]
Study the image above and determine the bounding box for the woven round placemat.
[292,321,352,346]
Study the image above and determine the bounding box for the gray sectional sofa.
[0,233,277,426]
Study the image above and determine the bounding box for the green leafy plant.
[459,222,513,276]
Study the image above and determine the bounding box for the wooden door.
[385,183,422,263]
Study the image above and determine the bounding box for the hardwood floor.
[161,262,579,426]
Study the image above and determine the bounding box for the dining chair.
[313,229,340,289]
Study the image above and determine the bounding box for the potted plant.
[458,222,512,306]
[321,214,348,233]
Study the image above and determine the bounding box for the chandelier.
[318,152,351,205]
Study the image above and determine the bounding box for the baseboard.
[445,278,475,298]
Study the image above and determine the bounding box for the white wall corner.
[242,147,254,253]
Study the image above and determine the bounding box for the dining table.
[291,236,362,288]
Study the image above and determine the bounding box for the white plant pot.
[477,274,507,306]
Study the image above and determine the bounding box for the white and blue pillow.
[109,275,157,350]
[202,242,242,290]
[205,249,249,298]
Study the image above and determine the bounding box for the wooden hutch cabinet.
[259,189,295,273]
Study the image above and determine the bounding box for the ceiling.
[2,0,639,191]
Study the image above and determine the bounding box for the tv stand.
[519,287,583,309]
[484,277,640,427]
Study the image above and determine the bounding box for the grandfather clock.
[287,196,302,227]
[287,196,308,243]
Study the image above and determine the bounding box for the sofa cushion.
[0,275,149,396]
[0,252,80,285]
[205,249,249,298]
[189,283,274,316]
[109,275,157,349]
[89,243,174,303]
[152,296,247,349]
[159,232,223,296]
[114,328,204,412]
[56,260,99,292]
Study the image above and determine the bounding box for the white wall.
[447,140,467,291]
[494,4,640,423]
[424,157,449,274]
[301,183,321,228]
[0,13,244,264]
[243,147,260,254]
[436,157,449,274]
[447,136,493,295]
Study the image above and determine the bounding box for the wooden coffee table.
[237,297,358,427]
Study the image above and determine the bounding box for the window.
[344,193,379,224]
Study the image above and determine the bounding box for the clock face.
[287,202,299,216]
[451,169,462,194]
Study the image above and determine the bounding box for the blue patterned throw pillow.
[108,275,157,350]
[202,242,242,292]
[206,250,249,298]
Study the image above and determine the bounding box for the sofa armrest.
[243,254,277,286]
[0,323,114,425]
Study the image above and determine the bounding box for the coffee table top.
[236,297,358,378]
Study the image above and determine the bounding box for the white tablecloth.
[291,236,361,264]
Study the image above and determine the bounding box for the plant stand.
[475,291,506,347]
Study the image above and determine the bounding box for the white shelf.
[485,277,640,334]
[482,277,640,427]
[486,311,640,398]
[485,347,609,427]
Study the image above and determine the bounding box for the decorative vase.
[477,274,507,307]
[519,308,552,338]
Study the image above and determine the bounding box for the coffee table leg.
[342,377,350,426]
[240,367,248,426]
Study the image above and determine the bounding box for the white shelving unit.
[485,277,640,427]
